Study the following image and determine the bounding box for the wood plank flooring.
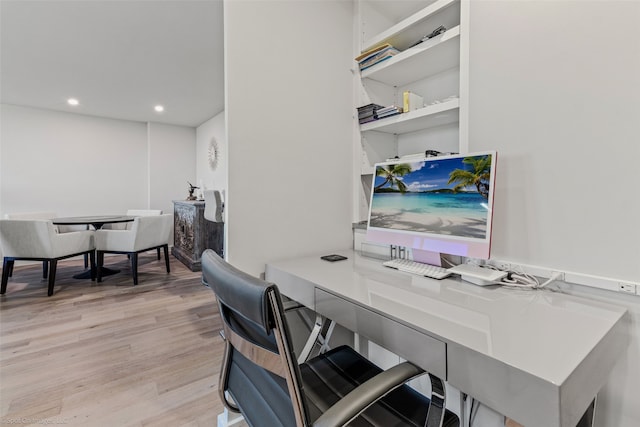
[0,254,227,426]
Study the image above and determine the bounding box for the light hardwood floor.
[1,253,226,426]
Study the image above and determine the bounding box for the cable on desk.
[453,263,564,290]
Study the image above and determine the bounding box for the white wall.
[468,0,640,283]
[1,104,148,216]
[0,105,197,256]
[224,0,355,275]
[148,122,197,215]
[467,2,640,426]
[196,111,226,199]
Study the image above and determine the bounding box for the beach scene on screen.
[369,155,492,239]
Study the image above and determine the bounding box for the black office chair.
[202,249,460,427]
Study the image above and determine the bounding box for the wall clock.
[208,138,220,171]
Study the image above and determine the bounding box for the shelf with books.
[360,98,459,135]
[361,26,460,87]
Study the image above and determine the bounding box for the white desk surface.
[265,250,629,427]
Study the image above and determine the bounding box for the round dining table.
[53,215,135,230]
[52,215,136,279]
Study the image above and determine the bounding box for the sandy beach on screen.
[369,207,487,239]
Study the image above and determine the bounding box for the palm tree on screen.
[448,155,492,198]
[374,163,412,193]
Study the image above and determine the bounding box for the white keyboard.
[382,258,451,280]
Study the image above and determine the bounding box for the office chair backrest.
[202,249,308,427]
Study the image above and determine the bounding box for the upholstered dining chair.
[4,211,57,278]
[126,209,163,217]
[95,214,172,285]
[0,219,96,296]
[103,209,163,258]
[202,249,460,427]
[102,209,163,230]
[4,211,90,272]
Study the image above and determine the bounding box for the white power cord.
[470,264,563,290]
[537,271,564,289]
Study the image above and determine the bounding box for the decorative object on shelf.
[403,91,424,112]
[428,94,458,106]
[208,138,220,171]
[186,181,199,201]
[196,179,205,201]
[409,25,447,48]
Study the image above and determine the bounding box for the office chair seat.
[301,346,459,427]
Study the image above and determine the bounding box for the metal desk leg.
[577,397,597,427]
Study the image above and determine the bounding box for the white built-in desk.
[265,250,629,427]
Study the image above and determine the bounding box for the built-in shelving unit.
[355,0,467,221]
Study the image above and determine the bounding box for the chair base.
[1,250,96,297]
[97,244,170,285]
[216,408,245,427]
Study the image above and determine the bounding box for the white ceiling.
[1,0,224,128]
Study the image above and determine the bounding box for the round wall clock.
[207,138,220,171]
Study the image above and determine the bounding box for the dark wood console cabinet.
[172,200,224,271]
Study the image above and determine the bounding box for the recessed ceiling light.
[67,98,79,106]
[154,105,164,113]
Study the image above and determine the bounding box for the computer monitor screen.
[366,151,497,263]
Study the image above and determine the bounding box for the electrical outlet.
[618,282,636,295]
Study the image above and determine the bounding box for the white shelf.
[361,165,375,175]
[360,98,459,135]
[361,26,460,87]
[362,0,459,51]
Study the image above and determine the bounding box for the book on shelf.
[355,43,392,62]
[358,104,402,124]
[356,43,400,71]
[403,91,424,112]
[377,105,402,114]
[359,116,379,124]
[357,103,384,113]
[358,47,399,71]
[360,54,398,71]
[376,105,403,119]
[357,103,384,124]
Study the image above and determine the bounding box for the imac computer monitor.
[366,151,497,265]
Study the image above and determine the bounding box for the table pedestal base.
[73,266,120,280]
